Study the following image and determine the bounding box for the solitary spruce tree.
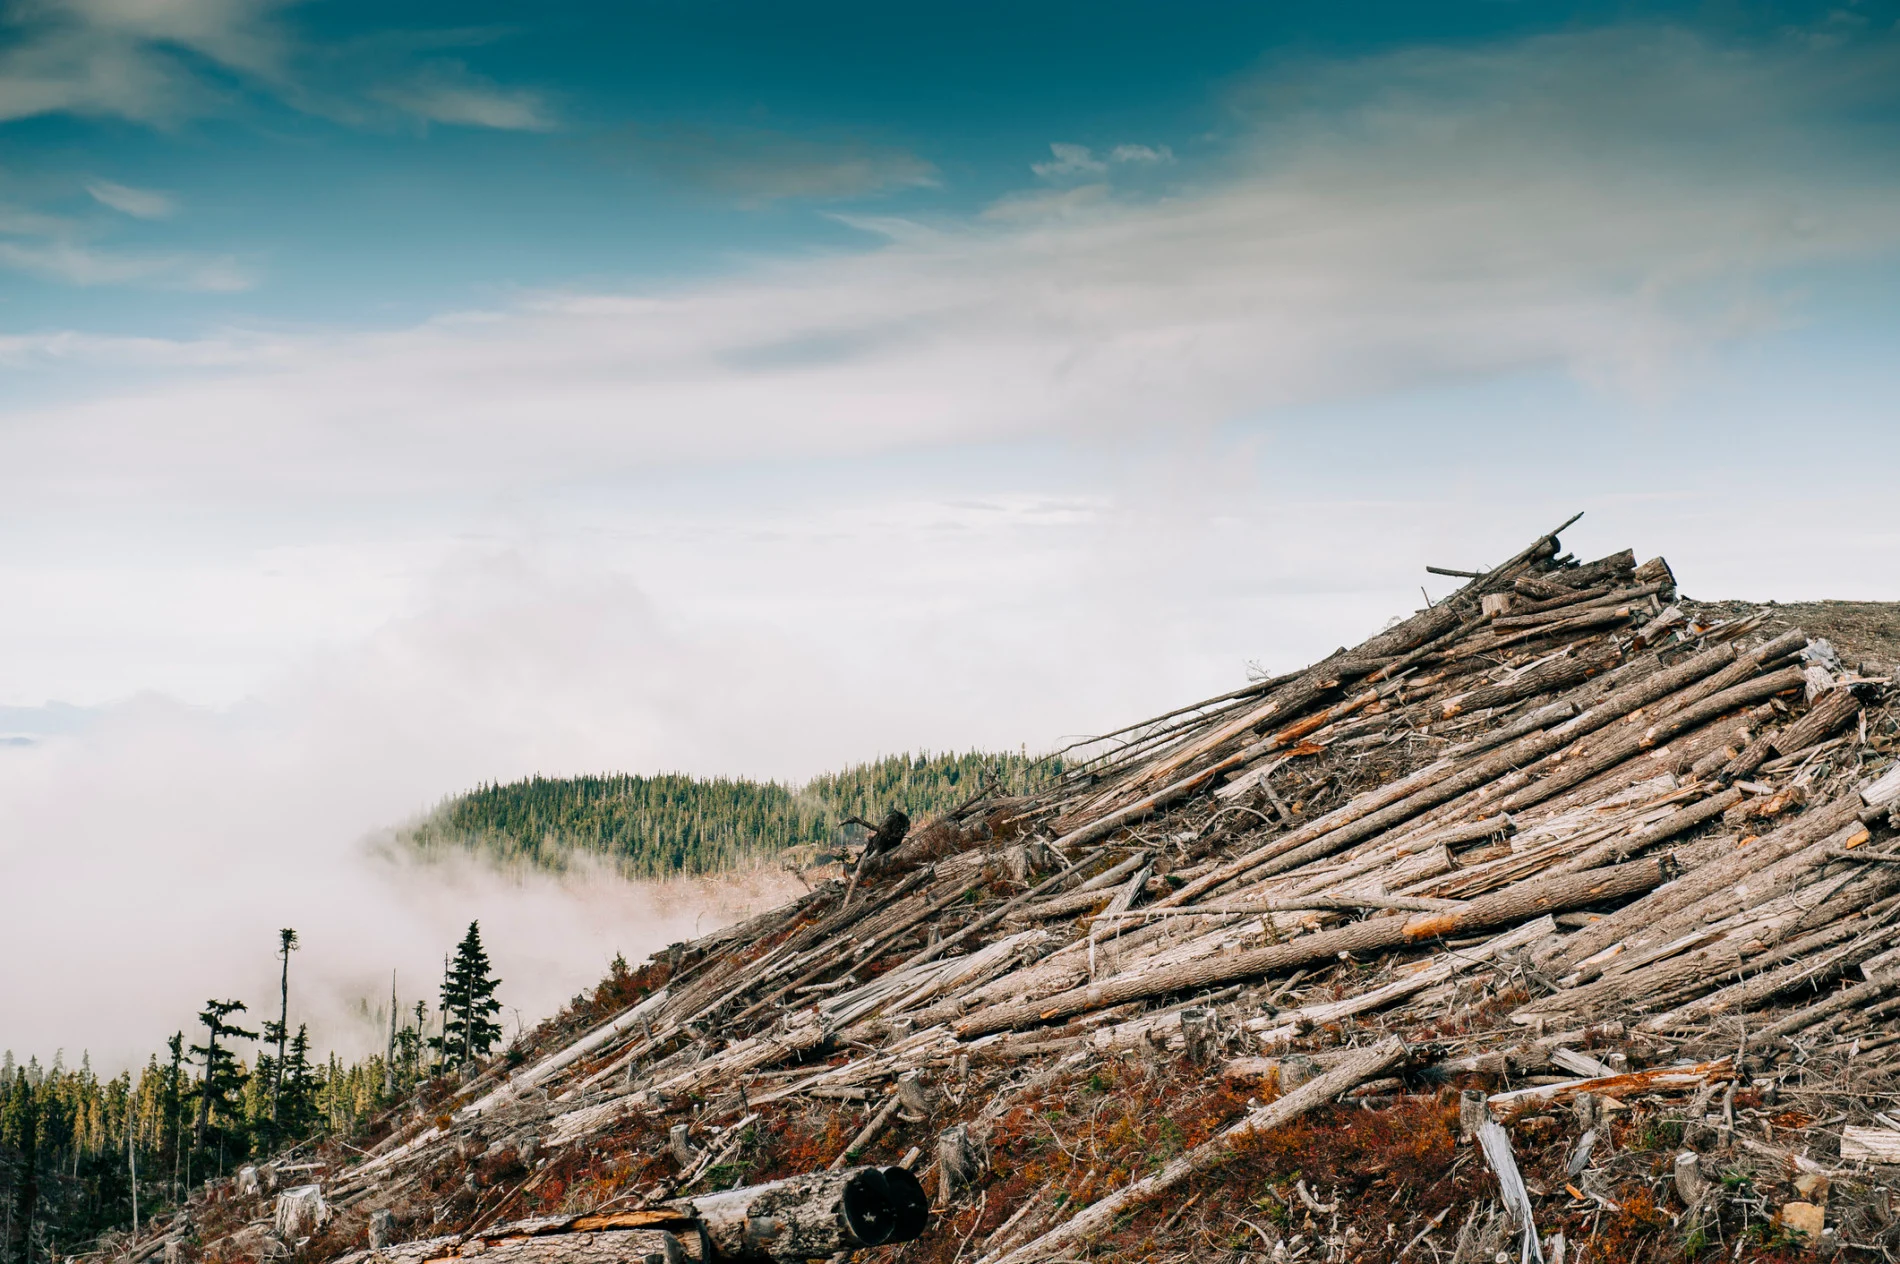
[432,923,502,1069]
[189,1000,257,1155]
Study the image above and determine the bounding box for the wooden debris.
[120,517,1900,1264]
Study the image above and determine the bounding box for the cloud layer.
[0,559,819,1071]
[5,26,1897,503]
[0,0,551,131]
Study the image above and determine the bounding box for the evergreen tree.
[188,1001,256,1162]
[394,1007,424,1086]
[3,1071,38,1264]
[160,1035,184,1199]
[275,1028,318,1139]
[431,924,502,1069]
[405,751,1059,879]
[268,929,297,1128]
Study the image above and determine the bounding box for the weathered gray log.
[1439,655,1594,718]
[1585,817,1871,971]
[1002,850,1150,925]
[1499,664,1805,813]
[1049,750,1255,850]
[1545,788,1742,877]
[1514,575,1575,601]
[1091,892,1467,920]
[1558,548,1638,590]
[1638,918,1891,1031]
[1633,555,1675,587]
[1489,603,1635,634]
[1488,583,1668,629]
[412,1228,702,1264]
[829,1095,904,1170]
[1770,687,1863,757]
[1640,665,1808,748]
[982,1038,1406,1264]
[1160,755,1460,906]
[1542,793,1866,970]
[725,868,943,1025]
[1445,701,1578,759]
[1674,1152,1706,1206]
[681,1166,927,1260]
[1485,604,1636,652]
[958,860,1666,1037]
[1827,847,1900,863]
[1366,612,1497,684]
[1634,606,1686,649]
[1752,976,1900,1044]
[887,855,1103,977]
[1221,645,1743,886]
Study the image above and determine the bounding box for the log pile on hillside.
[114,517,1900,1263]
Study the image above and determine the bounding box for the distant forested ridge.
[402,750,1057,877]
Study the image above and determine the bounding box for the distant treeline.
[1,924,506,1264]
[0,1044,387,1259]
[403,750,1056,878]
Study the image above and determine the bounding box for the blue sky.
[5,0,1896,331]
[6,0,1900,1064]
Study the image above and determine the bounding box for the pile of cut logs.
[116,517,1900,1264]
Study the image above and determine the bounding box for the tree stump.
[937,1125,983,1198]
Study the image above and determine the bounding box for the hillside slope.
[403,751,1055,878]
[106,523,1900,1264]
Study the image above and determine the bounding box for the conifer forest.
[403,750,1055,877]
[5,902,512,1264]
[1,752,1044,1263]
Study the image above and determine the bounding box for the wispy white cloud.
[1031,141,1107,177]
[0,238,253,289]
[8,28,1899,498]
[0,0,550,132]
[1033,141,1174,179]
[372,60,554,131]
[0,0,290,125]
[0,203,72,237]
[84,177,176,218]
[0,183,253,290]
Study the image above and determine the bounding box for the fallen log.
[412,1227,701,1264]
[1545,788,1741,877]
[1543,793,1866,971]
[1750,975,1900,1044]
[957,860,1664,1037]
[679,1166,928,1261]
[1487,1060,1734,1118]
[1770,686,1864,757]
[1498,664,1806,813]
[1195,643,1744,891]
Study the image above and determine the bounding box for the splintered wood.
[124,517,1900,1264]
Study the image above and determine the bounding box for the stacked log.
[118,516,1900,1264]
